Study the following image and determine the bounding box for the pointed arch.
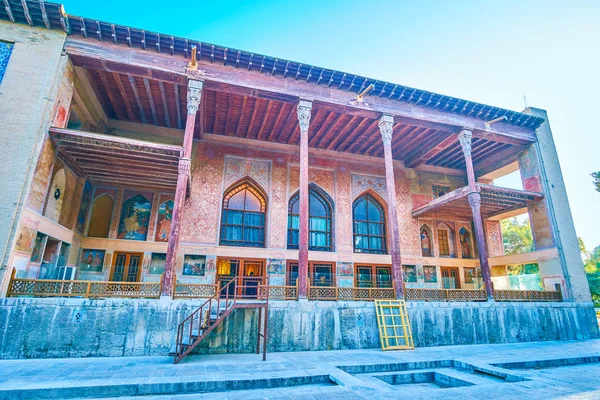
[436,222,455,257]
[287,183,334,251]
[220,179,267,247]
[88,193,115,238]
[459,226,473,259]
[155,199,174,242]
[353,192,387,254]
[420,224,433,257]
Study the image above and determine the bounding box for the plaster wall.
[0,22,67,294]
[0,297,596,359]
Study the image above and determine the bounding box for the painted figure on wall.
[149,253,166,275]
[460,227,472,259]
[183,255,206,276]
[78,249,105,272]
[420,225,432,257]
[155,200,174,242]
[118,194,152,240]
[423,266,437,283]
[403,265,417,283]
[76,180,92,234]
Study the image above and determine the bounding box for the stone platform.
[2,340,600,399]
[0,297,597,359]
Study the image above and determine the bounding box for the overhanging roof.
[1,0,546,131]
[49,127,182,191]
[412,184,543,220]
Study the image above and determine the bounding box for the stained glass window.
[0,41,14,85]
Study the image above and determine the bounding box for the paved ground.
[2,340,600,399]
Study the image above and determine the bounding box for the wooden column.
[379,114,405,299]
[458,129,494,300]
[162,79,203,297]
[297,100,312,299]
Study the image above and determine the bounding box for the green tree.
[581,237,600,306]
[501,217,534,255]
[593,172,600,193]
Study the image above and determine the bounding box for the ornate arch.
[287,183,334,251]
[88,193,115,238]
[353,192,387,254]
[459,226,474,259]
[220,179,267,247]
[436,222,456,257]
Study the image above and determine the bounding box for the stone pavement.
[2,340,600,399]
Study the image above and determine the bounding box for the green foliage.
[582,242,600,306]
[592,172,600,193]
[501,217,534,255]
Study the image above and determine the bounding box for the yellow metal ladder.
[374,300,414,351]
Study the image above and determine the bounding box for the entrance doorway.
[216,258,265,298]
[441,267,461,289]
[110,252,143,282]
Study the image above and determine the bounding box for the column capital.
[297,99,312,133]
[467,191,481,209]
[186,79,204,115]
[458,128,473,157]
[378,114,394,145]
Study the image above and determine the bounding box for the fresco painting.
[155,199,174,242]
[118,194,152,240]
[183,255,206,276]
[76,180,92,234]
[78,249,105,273]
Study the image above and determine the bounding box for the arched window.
[353,194,386,254]
[88,194,114,238]
[118,194,152,241]
[437,222,455,257]
[220,182,266,247]
[287,185,333,251]
[420,224,433,257]
[460,227,473,259]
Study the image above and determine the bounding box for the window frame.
[354,264,393,288]
[286,260,336,287]
[437,228,450,257]
[352,194,387,254]
[219,183,267,248]
[287,187,334,252]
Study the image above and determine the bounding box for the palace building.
[0,1,597,359]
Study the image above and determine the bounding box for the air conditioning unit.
[57,266,76,280]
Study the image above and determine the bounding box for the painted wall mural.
[351,173,387,202]
[155,199,174,242]
[423,265,438,283]
[183,255,206,276]
[223,156,271,194]
[149,253,166,275]
[118,193,152,240]
[78,249,105,273]
[76,180,92,234]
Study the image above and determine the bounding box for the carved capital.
[297,100,312,133]
[178,157,191,176]
[378,114,394,145]
[186,80,204,115]
[458,129,473,157]
[467,192,481,211]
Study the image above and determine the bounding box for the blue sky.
[62,0,600,249]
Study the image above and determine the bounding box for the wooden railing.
[494,289,562,302]
[8,274,161,299]
[406,288,487,301]
[268,285,298,300]
[172,278,217,299]
[308,285,396,301]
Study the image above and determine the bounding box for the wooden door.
[111,252,143,282]
[216,258,265,298]
[441,267,460,289]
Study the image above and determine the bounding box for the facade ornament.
[186,80,204,115]
[178,157,191,176]
[467,192,481,210]
[378,114,394,145]
[458,128,473,157]
[297,100,312,133]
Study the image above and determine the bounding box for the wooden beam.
[3,0,14,23]
[256,100,274,141]
[405,133,458,168]
[143,78,158,125]
[336,117,375,152]
[96,70,124,120]
[266,102,287,141]
[246,98,261,139]
[213,91,221,134]
[39,0,51,29]
[314,113,346,148]
[235,96,248,137]
[224,93,232,135]
[111,72,135,121]
[174,83,182,129]
[21,0,33,25]
[326,115,359,150]
[128,75,147,124]
[275,104,296,143]
[309,111,334,147]
[158,81,170,127]
[64,39,536,145]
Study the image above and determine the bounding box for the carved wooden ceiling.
[85,70,526,172]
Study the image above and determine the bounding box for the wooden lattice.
[172,283,217,299]
[309,286,338,300]
[494,289,562,302]
[375,300,414,351]
[268,286,297,300]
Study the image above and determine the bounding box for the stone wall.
[0,298,596,359]
[0,21,67,293]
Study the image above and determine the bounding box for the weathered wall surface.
[0,298,596,359]
[0,21,67,293]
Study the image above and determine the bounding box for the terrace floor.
[2,340,600,399]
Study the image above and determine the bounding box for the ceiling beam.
[111,72,135,121]
[143,78,158,125]
[158,81,171,127]
[128,75,147,124]
[405,133,458,168]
